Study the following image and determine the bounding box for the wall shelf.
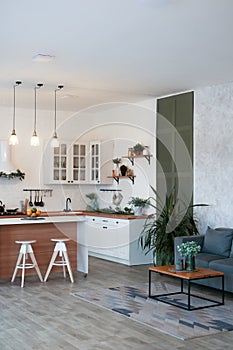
[121,154,152,166]
[107,175,136,184]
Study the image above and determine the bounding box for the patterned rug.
[71,282,233,340]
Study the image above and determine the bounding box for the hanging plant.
[0,169,25,181]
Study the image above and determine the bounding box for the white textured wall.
[194,82,233,233]
[0,99,156,212]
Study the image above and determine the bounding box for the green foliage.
[86,193,98,200]
[112,158,122,164]
[178,241,201,257]
[133,143,145,153]
[139,186,207,266]
[0,169,25,181]
[128,197,150,208]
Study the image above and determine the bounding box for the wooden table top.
[149,265,224,280]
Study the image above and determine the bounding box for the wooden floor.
[1,257,233,349]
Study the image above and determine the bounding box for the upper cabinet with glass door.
[71,143,87,183]
[43,141,87,184]
[89,141,114,184]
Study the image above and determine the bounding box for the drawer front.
[87,216,128,229]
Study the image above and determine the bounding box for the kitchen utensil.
[0,201,5,213]
[34,191,39,206]
[6,208,19,214]
[29,191,33,207]
[39,191,44,207]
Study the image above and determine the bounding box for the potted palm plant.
[139,186,207,266]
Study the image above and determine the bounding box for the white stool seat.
[44,238,74,283]
[11,240,43,288]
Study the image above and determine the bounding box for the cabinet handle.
[103,226,108,229]
[102,219,108,222]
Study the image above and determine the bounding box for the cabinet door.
[89,140,114,184]
[90,142,100,183]
[52,142,68,183]
[71,143,87,183]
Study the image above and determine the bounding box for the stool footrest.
[17,263,35,269]
[53,261,66,266]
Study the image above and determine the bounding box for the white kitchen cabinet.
[43,141,87,184]
[89,141,114,184]
[86,216,153,265]
[44,140,114,185]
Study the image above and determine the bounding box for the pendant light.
[51,84,64,148]
[9,81,22,145]
[31,83,43,146]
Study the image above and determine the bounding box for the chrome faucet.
[64,197,71,212]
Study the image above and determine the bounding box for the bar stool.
[11,240,43,288]
[44,238,74,283]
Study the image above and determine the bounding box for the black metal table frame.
[148,269,225,311]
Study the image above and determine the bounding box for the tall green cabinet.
[156,91,193,204]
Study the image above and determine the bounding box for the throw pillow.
[202,226,233,257]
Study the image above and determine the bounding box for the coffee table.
[149,265,224,311]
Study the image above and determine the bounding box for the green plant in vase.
[177,241,201,271]
[128,196,150,215]
[86,193,99,211]
[133,143,145,156]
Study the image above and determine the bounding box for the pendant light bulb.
[51,84,63,148]
[31,130,40,146]
[9,81,22,145]
[9,130,19,145]
[50,132,59,148]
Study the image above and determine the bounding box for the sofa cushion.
[229,241,233,258]
[209,258,233,275]
[202,227,233,257]
[195,253,226,268]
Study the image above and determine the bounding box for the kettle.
[0,201,5,213]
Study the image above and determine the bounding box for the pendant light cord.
[34,83,43,132]
[54,85,64,136]
[13,81,22,131]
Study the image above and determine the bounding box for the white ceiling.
[1,0,233,112]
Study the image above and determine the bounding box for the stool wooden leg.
[63,251,74,283]
[44,250,59,282]
[29,252,43,282]
[11,253,23,283]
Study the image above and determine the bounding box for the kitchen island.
[0,211,152,280]
[0,215,87,279]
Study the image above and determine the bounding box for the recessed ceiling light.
[32,54,55,62]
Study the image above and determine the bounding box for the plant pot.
[185,255,196,271]
[134,207,143,216]
[114,164,120,176]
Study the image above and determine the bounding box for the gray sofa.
[174,227,233,293]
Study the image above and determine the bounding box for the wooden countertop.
[0,210,149,221]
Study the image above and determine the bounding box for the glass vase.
[185,255,196,271]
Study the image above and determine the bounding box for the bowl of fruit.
[27,207,41,218]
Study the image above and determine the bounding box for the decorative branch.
[0,169,25,181]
